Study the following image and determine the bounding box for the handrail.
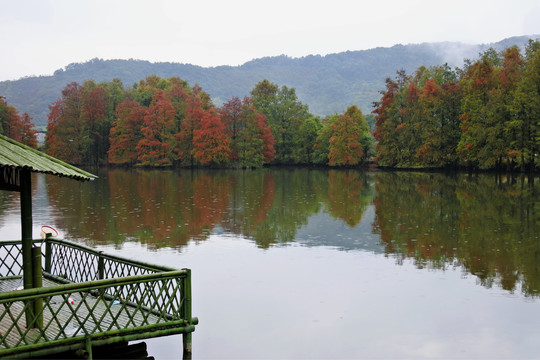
[45,238,178,273]
[0,270,189,302]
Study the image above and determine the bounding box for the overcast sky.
[1,0,539,81]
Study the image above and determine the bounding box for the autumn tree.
[175,90,203,166]
[81,81,110,165]
[15,112,38,148]
[0,97,37,148]
[108,99,146,165]
[328,106,371,166]
[45,82,85,163]
[136,90,176,166]
[192,109,231,166]
[372,44,540,171]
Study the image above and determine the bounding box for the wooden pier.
[0,238,197,359]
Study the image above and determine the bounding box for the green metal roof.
[0,134,97,181]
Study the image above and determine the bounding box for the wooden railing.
[0,238,197,359]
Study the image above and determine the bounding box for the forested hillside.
[1,36,537,126]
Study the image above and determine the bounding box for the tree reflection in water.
[43,168,539,296]
[373,171,539,297]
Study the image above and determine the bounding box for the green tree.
[372,71,412,167]
[250,79,311,164]
[312,115,337,165]
[457,51,502,169]
[510,40,540,171]
[293,117,323,164]
[221,97,275,167]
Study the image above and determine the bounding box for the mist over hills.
[0,35,537,126]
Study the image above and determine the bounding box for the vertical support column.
[44,235,52,273]
[20,169,35,326]
[98,255,105,296]
[98,255,105,280]
[182,269,193,354]
[31,246,43,328]
[85,336,93,360]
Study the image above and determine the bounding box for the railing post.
[31,246,43,328]
[20,169,34,326]
[44,235,52,273]
[182,269,193,354]
[98,254,104,280]
[98,254,105,296]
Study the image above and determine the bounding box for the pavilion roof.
[0,134,96,182]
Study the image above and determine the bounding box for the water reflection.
[36,168,540,296]
[45,168,374,249]
[373,171,539,297]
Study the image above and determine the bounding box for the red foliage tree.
[221,96,243,149]
[175,91,204,166]
[45,82,85,163]
[16,112,38,148]
[136,90,176,166]
[192,109,231,165]
[328,113,364,166]
[255,109,275,163]
[0,97,38,148]
[109,99,146,165]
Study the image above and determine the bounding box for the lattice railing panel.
[0,271,191,351]
[0,243,24,277]
[102,258,155,279]
[49,244,99,282]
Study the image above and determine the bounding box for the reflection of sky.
[93,213,540,359]
[295,205,384,254]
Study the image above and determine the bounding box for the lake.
[1,168,539,359]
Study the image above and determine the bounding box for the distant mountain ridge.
[1,35,538,126]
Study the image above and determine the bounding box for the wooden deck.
[0,277,165,350]
[0,239,196,359]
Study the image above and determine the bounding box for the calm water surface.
[0,168,539,359]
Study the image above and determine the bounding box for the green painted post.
[98,255,105,296]
[182,269,193,354]
[31,246,43,328]
[86,336,93,360]
[20,169,35,325]
[98,256,104,280]
[44,235,52,273]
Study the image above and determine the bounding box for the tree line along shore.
[1,40,539,171]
